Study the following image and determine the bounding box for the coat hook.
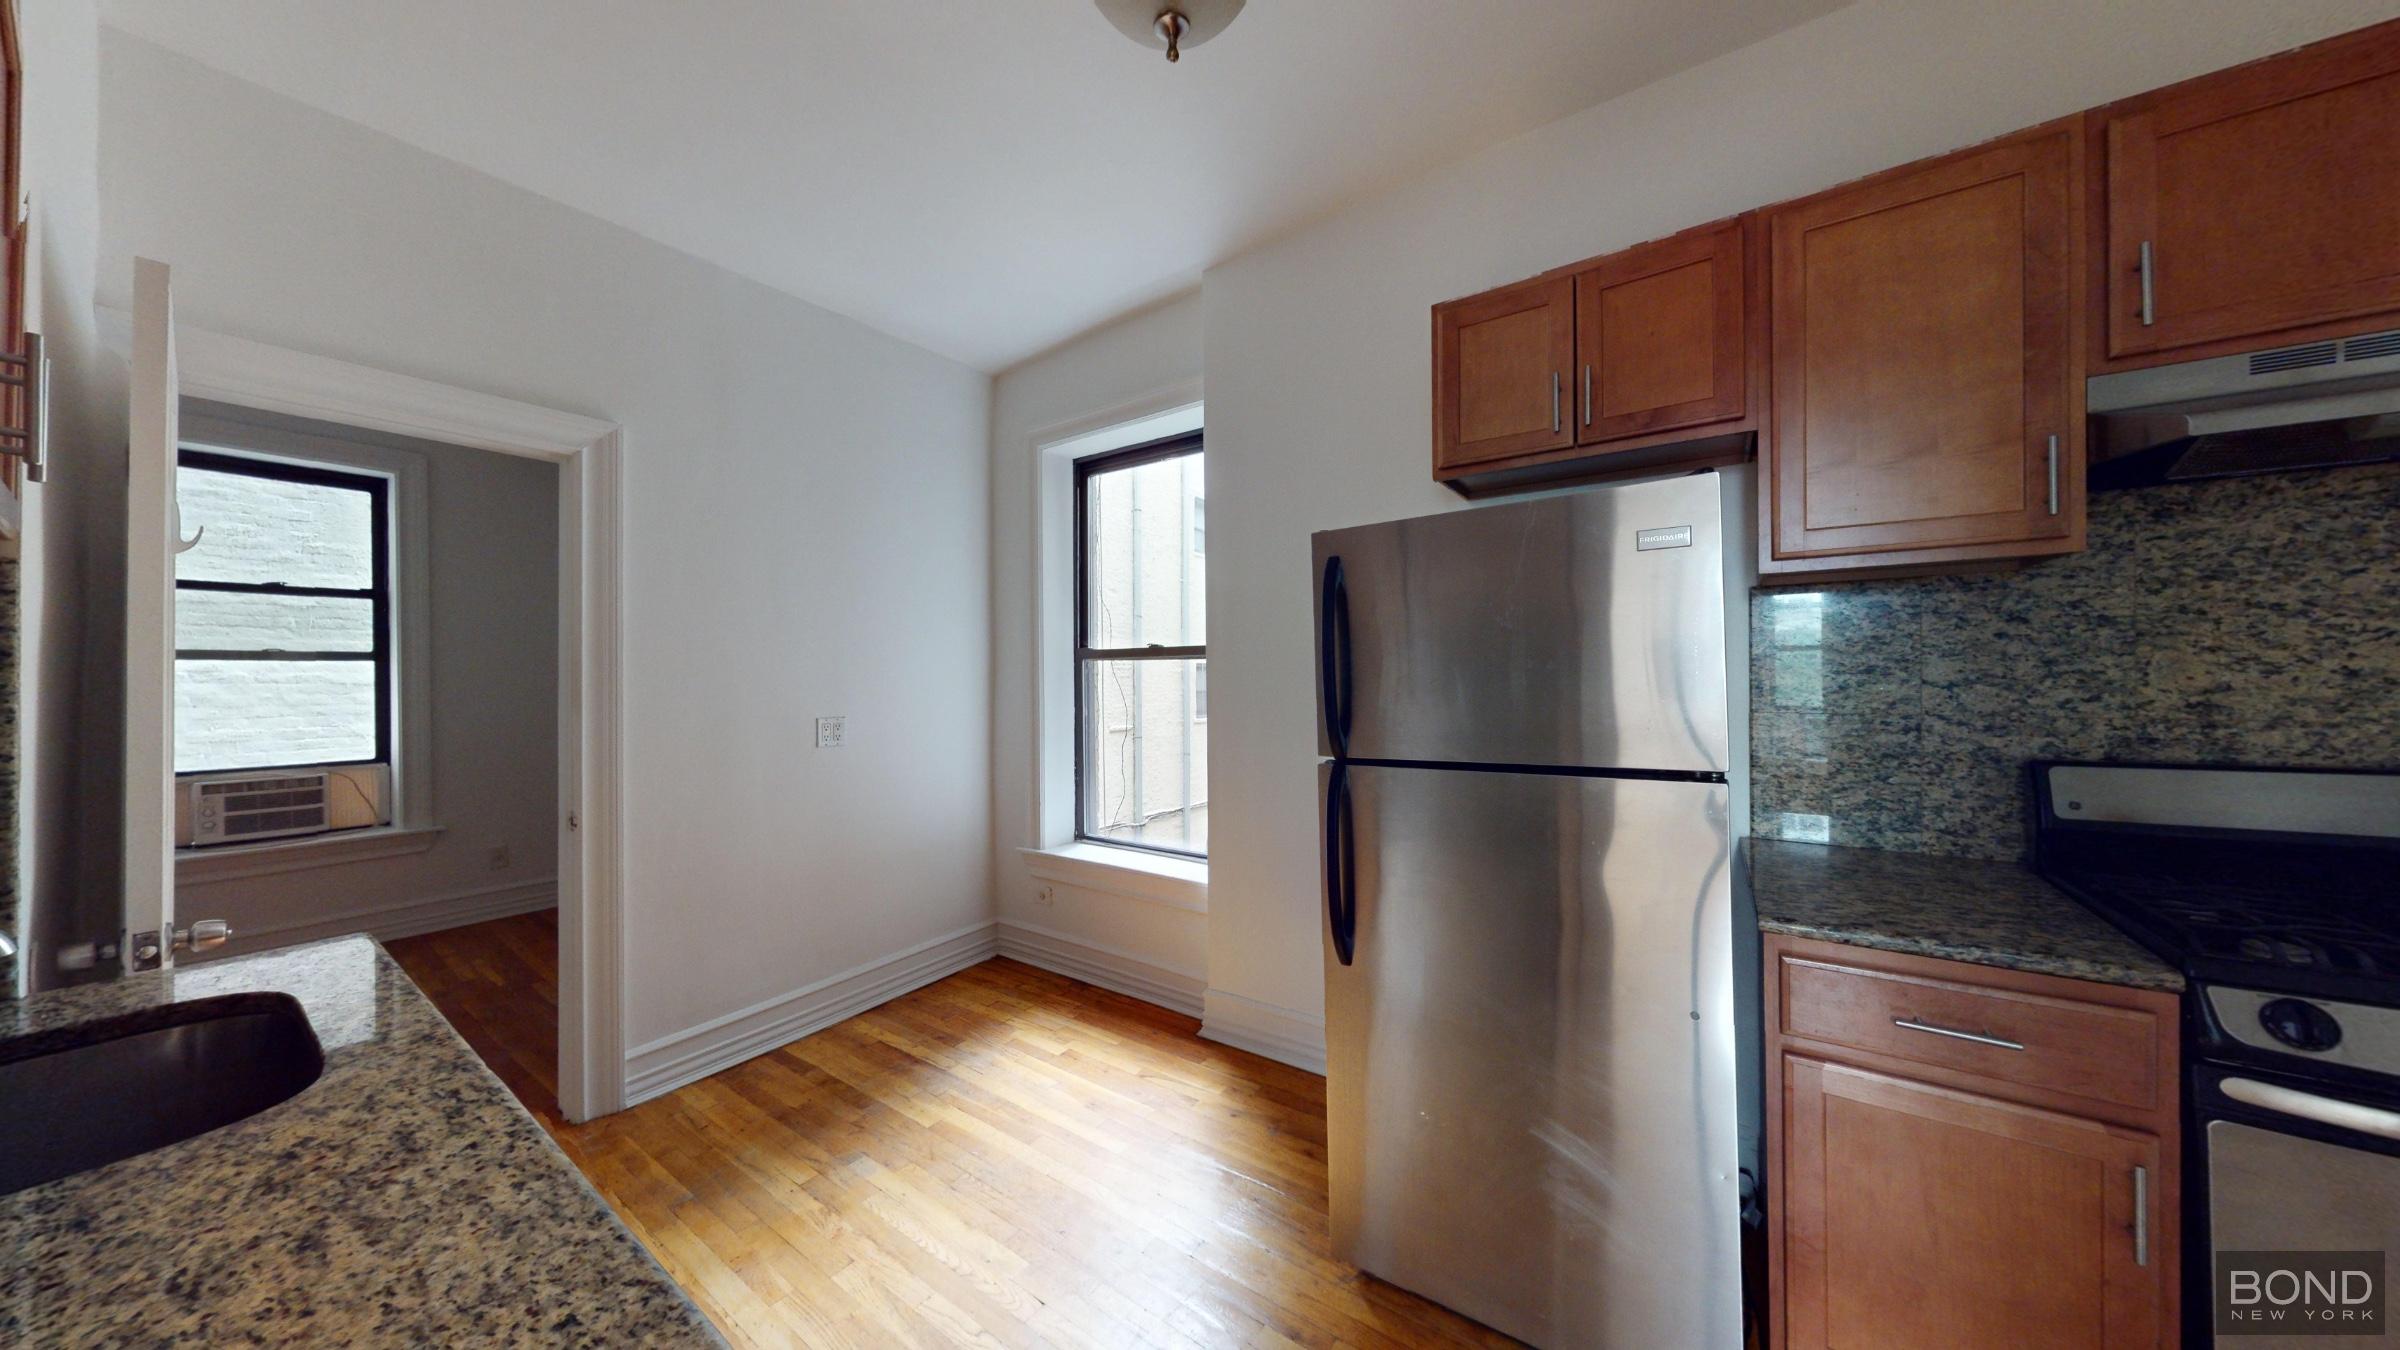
[173,500,205,554]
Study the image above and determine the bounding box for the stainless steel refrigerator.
[1313,469,1752,1349]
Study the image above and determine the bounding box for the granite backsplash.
[1750,462,2400,861]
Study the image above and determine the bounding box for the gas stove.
[2031,762,2400,1346]
[2034,763,2400,1007]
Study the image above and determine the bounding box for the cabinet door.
[1573,218,1748,447]
[1432,275,1574,470]
[1765,123,2081,569]
[1781,1057,2165,1350]
[2102,22,2400,362]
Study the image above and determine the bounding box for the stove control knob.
[2257,998,2343,1053]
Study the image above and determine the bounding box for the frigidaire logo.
[2218,1251,2386,1337]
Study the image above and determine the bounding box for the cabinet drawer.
[1777,953,2164,1112]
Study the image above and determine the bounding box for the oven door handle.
[2221,1077,2400,1143]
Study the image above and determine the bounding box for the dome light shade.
[1094,0,1245,63]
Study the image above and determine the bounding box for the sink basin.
[0,991,324,1196]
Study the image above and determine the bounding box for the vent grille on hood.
[2249,341,2338,375]
[2346,330,2400,363]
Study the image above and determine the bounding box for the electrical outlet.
[487,845,512,871]
[815,716,847,749]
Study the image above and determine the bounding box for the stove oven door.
[2199,1065,2400,1347]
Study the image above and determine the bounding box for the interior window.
[173,450,392,775]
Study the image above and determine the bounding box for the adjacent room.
[4,2,2398,1347]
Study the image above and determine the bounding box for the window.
[1075,432,1205,858]
[173,450,391,776]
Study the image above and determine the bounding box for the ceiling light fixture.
[1094,0,1245,64]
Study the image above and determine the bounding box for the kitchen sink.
[0,992,324,1197]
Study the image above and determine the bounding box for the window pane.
[176,659,377,773]
[1081,658,1207,855]
[1083,451,1203,648]
[176,466,376,588]
[177,591,375,653]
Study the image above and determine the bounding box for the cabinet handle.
[2133,1166,2149,1267]
[2046,434,2060,516]
[1582,365,1592,427]
[0,331,48,484]
[1552,371,1562,434]
[2138,240,2155,327]
[1892,1017,2024,1051]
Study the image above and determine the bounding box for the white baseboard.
[1200,987,1327,1076]
[994,919,1205,1018]
[234,877,559,951]
[624,920,999,1106]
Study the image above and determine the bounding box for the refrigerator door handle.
[1324,760,1357,966]
[1319,554,1352,757]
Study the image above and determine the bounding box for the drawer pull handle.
[1893,1017,2024,1051]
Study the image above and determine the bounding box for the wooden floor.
[388,913,1518,1349]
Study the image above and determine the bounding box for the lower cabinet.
[1766,935,2180,1348]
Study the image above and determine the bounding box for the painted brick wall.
[174,466,378,772]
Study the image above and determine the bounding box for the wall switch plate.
[815,716,847,749]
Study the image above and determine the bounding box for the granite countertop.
[0,937,724,1348]
[1746,837,2185,993]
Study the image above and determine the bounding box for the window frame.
[173,448,394,776]
[1072,430,1205,861]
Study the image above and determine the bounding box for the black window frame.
[1073,430,1205,861]
[173,448,393,777]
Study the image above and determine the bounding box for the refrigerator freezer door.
[1312,473,1730,772]
[1323,763,1742,1349]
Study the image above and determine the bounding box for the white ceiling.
[101,0,1843,371]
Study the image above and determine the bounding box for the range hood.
[2086,326,2400,490]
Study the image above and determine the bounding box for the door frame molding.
[102,310,629,1121]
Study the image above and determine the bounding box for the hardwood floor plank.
[389,916,1518,1348]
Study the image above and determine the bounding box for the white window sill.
[176,824,444,885]
[1021,843,1207,913]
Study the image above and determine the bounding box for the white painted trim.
[220,878,557,951]
[176,824,444,884]
[1019,843,1206,913]
[1200,988,1327,1076]
[105,309,629,1123]
[995,918,1205,1018]
[99,309,616,459]
[1027,378,1205,854]
[123,262,179,963]
[625,921,999,1106]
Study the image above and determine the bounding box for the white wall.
[100,32,992,1052]
[174,405,560,953]
[989,294,1206,995]
[1197,0,2400,1054]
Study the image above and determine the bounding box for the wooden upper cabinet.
[1432,217,1758,492]
[1573,217,1748,447]
[0,0,21,499]
[1762,121,2084,576]
[2098,19,2400,367]
[1780,1057,2165,1350]
[1432,276,1574,471]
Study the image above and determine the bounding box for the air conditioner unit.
[175,764,390,848]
